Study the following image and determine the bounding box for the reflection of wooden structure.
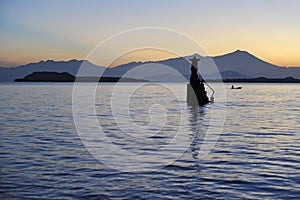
[187,56,209,106]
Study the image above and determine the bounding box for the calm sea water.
[0,82,299,199]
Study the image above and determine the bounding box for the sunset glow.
[1,0,299,67]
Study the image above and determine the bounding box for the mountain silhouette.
[0,59,105,82]
[1,50,299,82]
[212,50,299,78]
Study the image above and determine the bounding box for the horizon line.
[1,49,299,68]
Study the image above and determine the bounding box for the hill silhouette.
[15,72,75,82]
[15,72,148,82]
[2,50,300,82]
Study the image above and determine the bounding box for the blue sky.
[1,0,299,66]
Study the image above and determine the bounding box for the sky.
[0,0,299,67]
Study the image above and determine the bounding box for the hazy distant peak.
[230,49,250,55]
[234,49,254,56]
[67,59,82,62]
[36,59,83,65]
[38,60,54,63]
[234,49,246,53]
[213,49,256,59]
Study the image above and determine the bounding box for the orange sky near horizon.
[0,0,299,67]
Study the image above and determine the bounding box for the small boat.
[231,85,242,89]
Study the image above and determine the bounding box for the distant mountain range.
[1,50,300,82]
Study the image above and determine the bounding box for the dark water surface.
[0,83,299,199]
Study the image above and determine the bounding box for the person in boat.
[231,85,242,89]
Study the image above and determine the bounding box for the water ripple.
[0,83,299,199]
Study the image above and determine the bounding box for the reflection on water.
[188,105,206,159]
[0,82,299,199]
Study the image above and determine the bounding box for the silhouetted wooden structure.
[187,56,209,106]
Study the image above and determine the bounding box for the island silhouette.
[15,72,148,82]
[14,71,300,83]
